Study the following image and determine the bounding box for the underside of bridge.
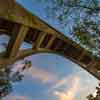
[0,0,100,80]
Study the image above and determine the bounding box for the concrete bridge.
[0,0,100,80]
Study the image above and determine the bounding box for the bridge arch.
[0,14,100,80]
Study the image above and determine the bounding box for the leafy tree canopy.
[0,60,32,99]
[37,0,100,56]
[87,83,100,100]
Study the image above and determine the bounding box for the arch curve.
[0,16,100,80]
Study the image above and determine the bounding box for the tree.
[0,60,32,99]
[40,0,100,56]
[0,69,12,99]
[87,94,94,100]
[87,83,100,100]
[73,6,100,56]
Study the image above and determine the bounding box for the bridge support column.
[46,36,56,49]
[6,25,29,57]
[33,32,46,49]
[15,49,35,61]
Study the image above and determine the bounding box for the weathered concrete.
[0,0,64,36]
[0,0,100,80]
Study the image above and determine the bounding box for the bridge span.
[0,0,100,80]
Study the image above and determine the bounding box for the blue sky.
[2,51,98,100]
[16,0,73,37]
[1,0,99,100]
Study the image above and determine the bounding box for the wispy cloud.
[12,62,98,100]
[49,75,74,91]
[72,66,99,99]
[24,67,58,83]
[3,95,28,100]
[53,76,80,100]
[12,62,58,84]
[13,63,80,100]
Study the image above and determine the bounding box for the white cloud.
[53,76,80,100]
[3,95,28,100]
[48,75,79,92]
[25,67,58,83]
[71,65,99,99]
[12,62,58,84]
[11,61,99,100]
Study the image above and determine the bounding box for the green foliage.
[0,60,32,99]
[43,0,100,56]
[87,83,100,100]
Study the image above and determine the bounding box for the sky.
[0,0,99,100]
